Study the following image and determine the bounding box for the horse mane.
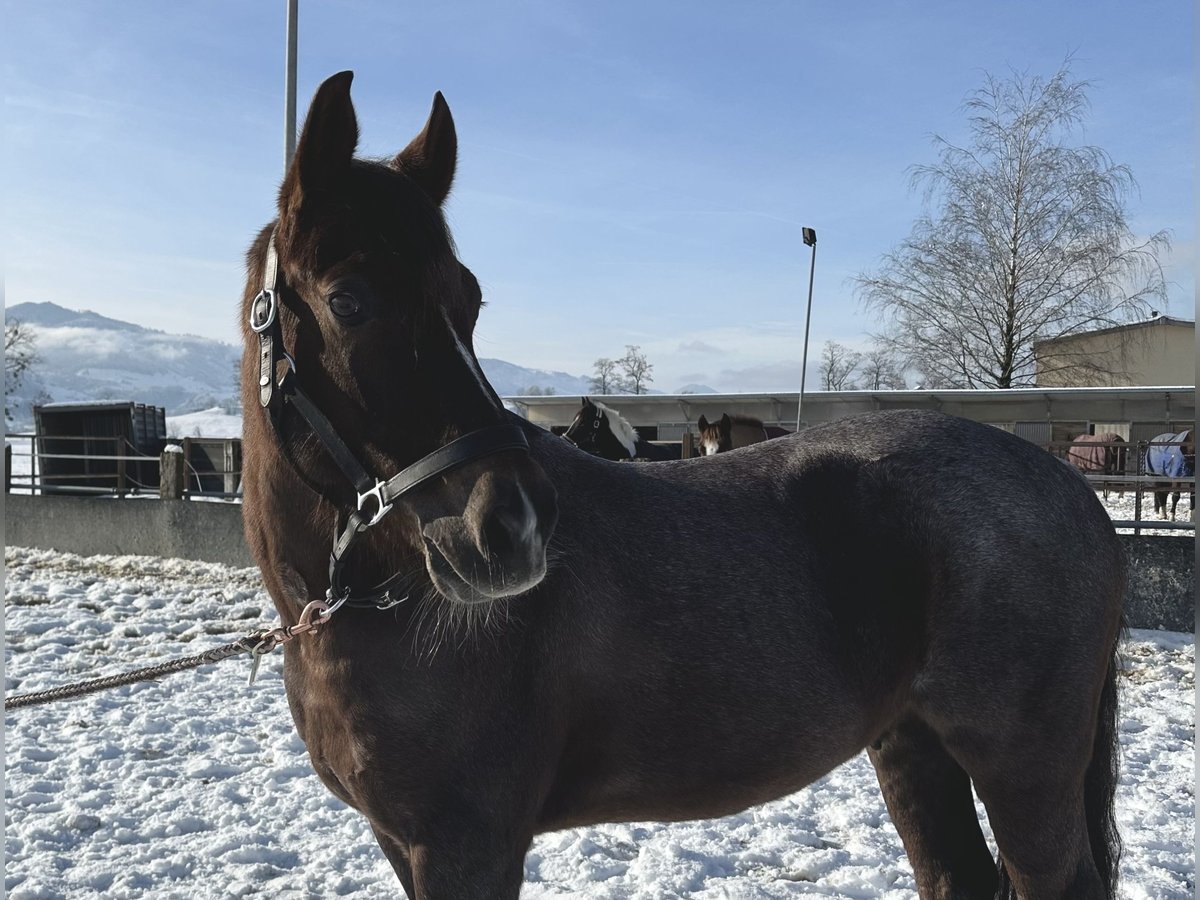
[592,400,639,456]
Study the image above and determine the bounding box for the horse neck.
[598,410,637,459]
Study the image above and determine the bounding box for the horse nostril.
[481,507,518,559]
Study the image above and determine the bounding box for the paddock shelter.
[33,401,166,495]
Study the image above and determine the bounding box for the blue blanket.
[1146,432,1194,478]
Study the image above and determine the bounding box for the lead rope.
[4,599,335,711]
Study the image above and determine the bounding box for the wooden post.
[223,440,237,495]
[681,431,695,459]
[160,446,185,500]
[115,436,128,497]
[4,444,11,493]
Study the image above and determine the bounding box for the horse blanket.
[1146,432,1194,478]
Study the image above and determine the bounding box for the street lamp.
[795,226,817,431]
[284,0,298,169]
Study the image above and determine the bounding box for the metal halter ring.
[250,289,278,333]
[357,480,394,528]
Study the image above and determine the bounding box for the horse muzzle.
[419,468,557,605]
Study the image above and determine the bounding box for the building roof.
[506,386,1196,428]
[34,400,141,413]
[1033,315,1195,349]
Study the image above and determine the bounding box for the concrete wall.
[5,495,1193,632]
[1121,535,1194,633]
[5,494,253,568]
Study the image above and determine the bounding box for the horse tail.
[1083,619,1124,898]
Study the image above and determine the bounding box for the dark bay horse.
[1145,430,1195,520]
[1067,432,1128,501]
[240,72,1126,899]
[562,397,680,461]
[697,413,790,455]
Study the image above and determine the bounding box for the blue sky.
[6,1,1194,392]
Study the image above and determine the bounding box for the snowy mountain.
[476,358,592,397]
[5,302,241,429]
[4,302,593,428]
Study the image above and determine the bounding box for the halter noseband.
[252,231,530,611]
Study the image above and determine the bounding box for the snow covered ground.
[165,407,244,440]
[4,546,1194,899]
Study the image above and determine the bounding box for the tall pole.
[796,227,817,431]
[284,0,298,169]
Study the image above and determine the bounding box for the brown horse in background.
[1067,433,1128,501]
[239,72,1127,899]
[697,413,790,455]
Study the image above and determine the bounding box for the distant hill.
[5,302,242,429]
[4,302,595,428]
[675,383,718,394]
[476,358,592,398]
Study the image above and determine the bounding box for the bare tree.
[859,343,908,390]
[5,318,38,421]
[617,345,654,395]
[589,358,621,394]
[819,340,860,390]
[855,61,1169,388]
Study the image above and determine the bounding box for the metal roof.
[505,386,1196,428]
[507,385,1196,406]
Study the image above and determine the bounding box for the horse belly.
[540,667,872,830]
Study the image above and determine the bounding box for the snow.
[4,546,1194,898]
[165,407,243,440]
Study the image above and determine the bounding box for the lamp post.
[796,226,817,431]
[284,0,298,169]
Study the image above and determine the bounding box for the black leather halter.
[562,406,605,456]
[250,232,530,611]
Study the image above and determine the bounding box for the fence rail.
[5,433,242,501]
[5,431,1193,530]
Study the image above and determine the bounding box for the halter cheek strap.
[254,231,531,611]
[250,241,284,421]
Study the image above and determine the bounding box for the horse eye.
[328,292,362,321]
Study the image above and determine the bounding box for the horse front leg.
[370,825,416,898]
[406,822,530,900]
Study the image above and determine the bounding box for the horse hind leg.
[942,676,1119,900]
[868,716,997,899]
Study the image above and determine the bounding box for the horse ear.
[698,415,708,429]
[279,71,359,220]
[721,413,732,428]
[393,92,457,206]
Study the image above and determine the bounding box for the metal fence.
[1046,437,1194,534]
[5,434,242,500]
[4,431,1193,532]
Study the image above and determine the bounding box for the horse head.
[241,72,557,606]
[1180,430,1196,473]
[696,414,733,456]
[563,398,636,460]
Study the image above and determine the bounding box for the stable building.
[1033,316,1195,387]
[506,386,1195,449]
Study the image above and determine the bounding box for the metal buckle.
[375,591,407,610]
[357,480,393,528]
[323,586,351,617]
[250,289,278,333]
